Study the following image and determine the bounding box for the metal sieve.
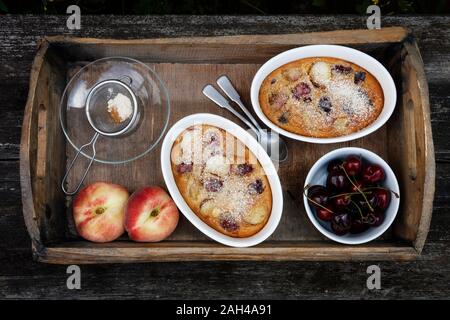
[61,77,138,195]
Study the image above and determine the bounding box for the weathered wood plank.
[0,240,449,299]
[0,16,449,160]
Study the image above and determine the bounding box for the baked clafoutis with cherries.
[170,124,272,237]
[259,57,384,138]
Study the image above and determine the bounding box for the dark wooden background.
[0,15,449,299]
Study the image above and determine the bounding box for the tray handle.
[401,38,435,253]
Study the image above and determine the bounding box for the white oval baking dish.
[250,45,397,144]
[160,113,283,247]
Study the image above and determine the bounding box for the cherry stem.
[303,185,335,214]
[340,165,374,212]
[350,200,364,219]
[329,191,373,199]
[362,186,400,198]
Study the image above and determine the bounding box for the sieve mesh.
[86,80,137,136]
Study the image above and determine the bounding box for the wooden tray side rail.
[20,27,434,263]
[393,39,434,253]
[21,41,69,259]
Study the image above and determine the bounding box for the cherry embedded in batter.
[177,162,193,173]
[220,214,239,232]
[292,82,311,99]
[318,96,332,113]
[235,163,253,176]
[204,177,223,192]
[333,64,353,74]
[269,92,288,109]
[354,71,366,84]
[248,179,264,195]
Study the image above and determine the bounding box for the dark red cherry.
[326,170,349,192]
[365,210,385,227]
[292,82,311,99]
[248,179,264,195]
[354,72,366,84]
[332,194,351,211]
[177,162,193,173]
[343,155,362,176]
[373,189,391,210]
[345,201,361,217]
[318,96,332,113]
[316,206,334,221]
[333,64,352,74]
[354,193,378,211]
[235,163,253,176]
[327,159,343,172]
[204,177,223,192]
[220,213,239,231]
[307,185,329,208]
[331,213,352,235]
[350,218,370,234]
[268,92,288,109]
[362,164,385,184]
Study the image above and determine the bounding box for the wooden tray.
[21,27,435,264]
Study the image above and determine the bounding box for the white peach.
[72,182,129,243]
[125,186,179,242]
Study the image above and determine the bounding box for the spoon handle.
[216,75,262,131]
[202,85,260,139]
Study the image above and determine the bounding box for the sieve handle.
[61,133,100,195]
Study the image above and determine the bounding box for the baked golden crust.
[259,57,384,138]
[170,125,272,238]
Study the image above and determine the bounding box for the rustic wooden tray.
[21,27,435,264]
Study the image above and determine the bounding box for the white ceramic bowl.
[161,113,283,247]
[303,147,400,244]
[250,45,397,144]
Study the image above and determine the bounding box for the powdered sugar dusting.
[328,78,373,119]
[261,57,382,137]
[208,175,256,223]
[173,125,270,228]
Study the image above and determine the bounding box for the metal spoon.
[216,75,288,162]
[202,84,288,162]
[202,85,260,139]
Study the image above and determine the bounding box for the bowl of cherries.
[303,147,400,244]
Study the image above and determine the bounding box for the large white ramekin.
[250,45,397,144]
[160,113,283,247]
